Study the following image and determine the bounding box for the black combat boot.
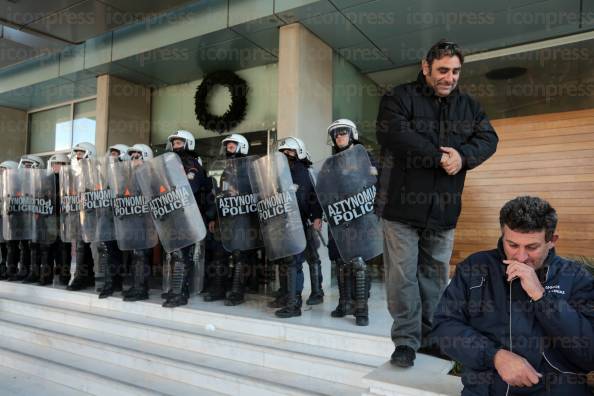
[124,249,150,302]
[275,259,301,318]
[352,257,370,326]
[58,242,72,286]
[203,259,227,302]
[331,260,353,317]
[0,242,8,280]
[38,246,54,285]
[15,241,30,281]
[224,251,245,306]
[306,260,324,305]
[5,241,20,281]
[68,241,93,291]
[23,243,41,284]
[268,261,288,308]
[163,247,192,308]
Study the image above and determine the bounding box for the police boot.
[275,259,301,318]
[331,260,354,317]
[38,246,54,286]
[68,242,92,291]
[203,259,227,302]
[163,248,192,308]
[5,241,20,281]
[15,241,30,281]
[352,257,370,326]
[225,251,245,306]
[0,242,7,280]
[23,243,40,284]
[306,260,324,305]
[268,262,288,308]
[124,250,150,302]
[58,242,72,286]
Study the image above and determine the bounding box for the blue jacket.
[431,240,594,395]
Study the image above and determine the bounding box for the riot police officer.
[0,160,19,280]
[97,144,129,298]
[67,142,97,291]
[17,155,45,284]
[39,154,72,285]
[121,143,156,302]
[162,130,210,307]
[326,119,377,326]
[271,137,322,318]
[204,133,255,306]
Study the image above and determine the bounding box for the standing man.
[376,40,499,367]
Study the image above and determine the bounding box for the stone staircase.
[0,282,458,395]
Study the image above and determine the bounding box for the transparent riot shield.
[248,152,306,261]
[2,168,33,241]
[210,156,262,253]
[59,164,81,242]
[313,145,382,262]
[108,160,158,251]
[78,158,116,243]
[136,152,206,253]
[30,169,58,244]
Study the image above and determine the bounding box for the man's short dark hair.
[425,40,464,67]
[499,196,558,241]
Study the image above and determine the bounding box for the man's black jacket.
[431,241,594,395]
[375,72,498,230]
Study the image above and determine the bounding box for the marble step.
[0,294,379,388]
[0,314,364,395]
[0,282,392,357]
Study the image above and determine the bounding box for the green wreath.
[194,71,248,133]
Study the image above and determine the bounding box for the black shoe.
[418,345,450,361]
[161,290,173,299]
[274,304,301,318]
[98,286,114,299]
[390,345,416,368]
[355,315,369,326]
[267,294,287,308]
[306,292,324,305]
[203,290,225,302]
[162,294,188,308]
[123,288,149,302]
[67,277,92,291]
[22,274,39,284]
[330,302,353,318]
[0,265,8,280]
[224,292,245,306]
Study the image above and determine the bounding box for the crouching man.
[431,196,594,395]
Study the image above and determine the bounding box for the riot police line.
[0,118,382,325]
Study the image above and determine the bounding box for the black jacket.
[431,240,594,395]
[288,159,322,226]
[176,151,211,222]
[375,72,498,230]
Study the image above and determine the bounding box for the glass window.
[72,99,96,147]
[28,99,96,154]
[28,105,71,153]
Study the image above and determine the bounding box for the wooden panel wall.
[453,108,594,265]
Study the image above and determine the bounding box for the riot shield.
[107,160,158,251]
[248,152,306,261]
[78,158,116,243]
[136,152,206,253]
[59,164,81,242]
[2,168,33,241]
[30,169,58,244]
[210,156,262,253]
[313,145,382,262]
[0,170,4,243]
